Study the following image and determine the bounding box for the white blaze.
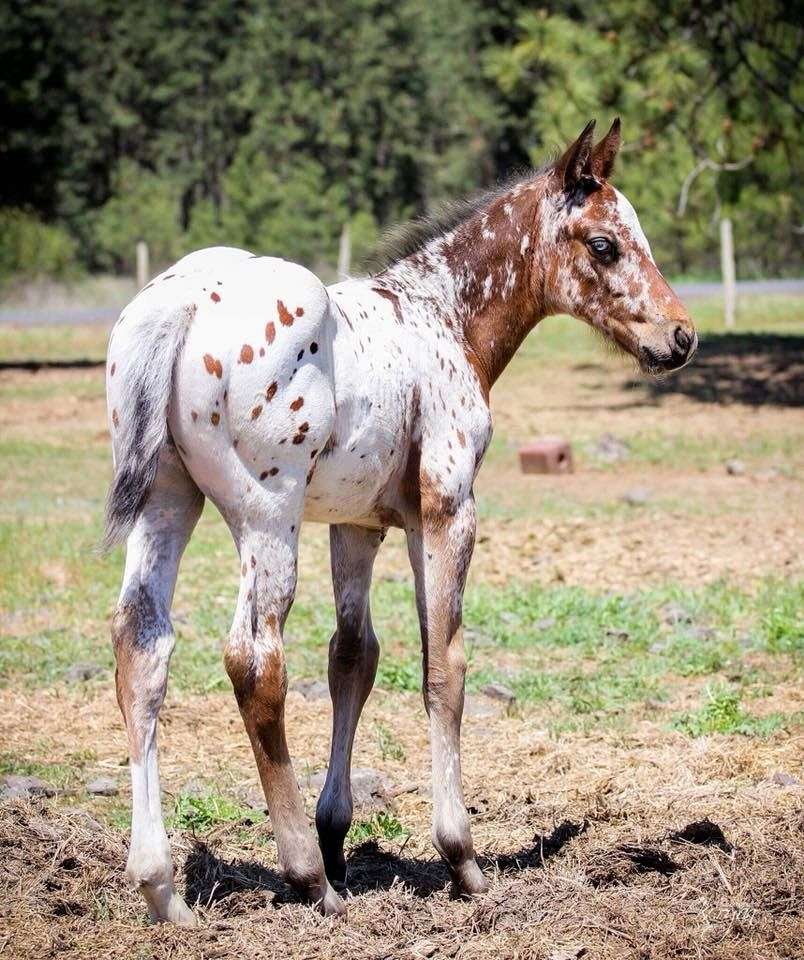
[614,189,654,263]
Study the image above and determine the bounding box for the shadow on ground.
[625,333,804,407]
[183,820,588,908]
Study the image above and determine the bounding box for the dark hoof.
[450,858,490,896]
[314,882,347,917]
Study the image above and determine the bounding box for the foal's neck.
[375,176,549,391]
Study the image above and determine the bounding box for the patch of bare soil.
[1,687,803,959]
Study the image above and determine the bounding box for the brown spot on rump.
[265,321,276,344]
[250,555,256,568]
[372,286,404,324]
[242,562,247,576]
[269,466,278,475]
[277,300,295,326]
[203,354,223,378]
[110,362,116,376]
[111,409,119,428]
[266,381,278,401]
[295,306,304,317]
[292,433,306,445]
[290,396,304,411]
[240,344,254,364]
[191,411,198,422]
[211,291,221,303]
[298,421,309,433]
[310,342,318,354]
[251,404,263,420]
[260,471,269,480]
[211,412,221,426]
[456,429,466,447]
[259,347,265,357]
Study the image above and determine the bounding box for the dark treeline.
[1,0,801,282]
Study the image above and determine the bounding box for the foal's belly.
[302,395,409,526]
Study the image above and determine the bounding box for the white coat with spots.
[104,120,697,924]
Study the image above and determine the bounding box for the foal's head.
[536,120,697,374]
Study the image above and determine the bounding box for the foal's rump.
[105,249,336,545]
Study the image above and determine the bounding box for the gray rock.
[463,694,503,719]
[1,774,56,799]
[621,487,651,506]
[724,458,746,476]
[481,682,516,706]
[86,777,118,797]
[61,807,104,831]
[178,778,210,799]
[660,602,693,626]
[304,767,392,812]
[770,771,800,787]
[379,572,408,584]
[591,432,630,463]
[291,679,330,700]
[63,662,104,683]
[534,617,557,631]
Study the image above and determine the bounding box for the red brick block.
[519,437,573,474]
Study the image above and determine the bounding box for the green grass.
[672,687,790,738]
[375,721,406,762]
[0,750,97,789]
[170,793,260,832]
[347,812,409,844]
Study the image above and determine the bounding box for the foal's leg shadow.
[182,820,589,910]
[344,820,588,898]
[482,819,588,875]
[183,841,296,910]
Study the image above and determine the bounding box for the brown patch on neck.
[445,179,548,388]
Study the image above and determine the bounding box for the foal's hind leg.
[316,524,383,887]
[406,495,489,896]
[224,493,345,916]
[112,445,204,924]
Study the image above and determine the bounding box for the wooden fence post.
[719,217,736,329]
[136,240,150,290]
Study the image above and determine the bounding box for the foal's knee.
[330,608,379,675]
[112,598,174,728]
[224,636,287,730]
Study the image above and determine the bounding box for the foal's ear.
[591,117,621,180]
[555,120,596,193]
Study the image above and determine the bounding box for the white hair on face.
[614,189,654,263]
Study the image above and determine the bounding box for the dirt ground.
[3,686,803,960]
[1,310,803,959]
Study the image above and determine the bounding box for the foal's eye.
[587,237,614,260]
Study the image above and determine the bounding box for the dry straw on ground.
[2,693,802,960]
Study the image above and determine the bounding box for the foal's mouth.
[638,343,696,377]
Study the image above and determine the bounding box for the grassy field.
[1,295,802,959]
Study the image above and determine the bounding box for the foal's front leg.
[407,496,489,895]
[316,524,383,886]
[224,514,345,916]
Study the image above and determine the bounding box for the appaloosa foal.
[104,120,696,923]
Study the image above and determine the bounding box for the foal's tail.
[103,301,196,551]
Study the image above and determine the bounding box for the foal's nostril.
[673,325,691,355]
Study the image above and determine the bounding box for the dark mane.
[368,164,553,272]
